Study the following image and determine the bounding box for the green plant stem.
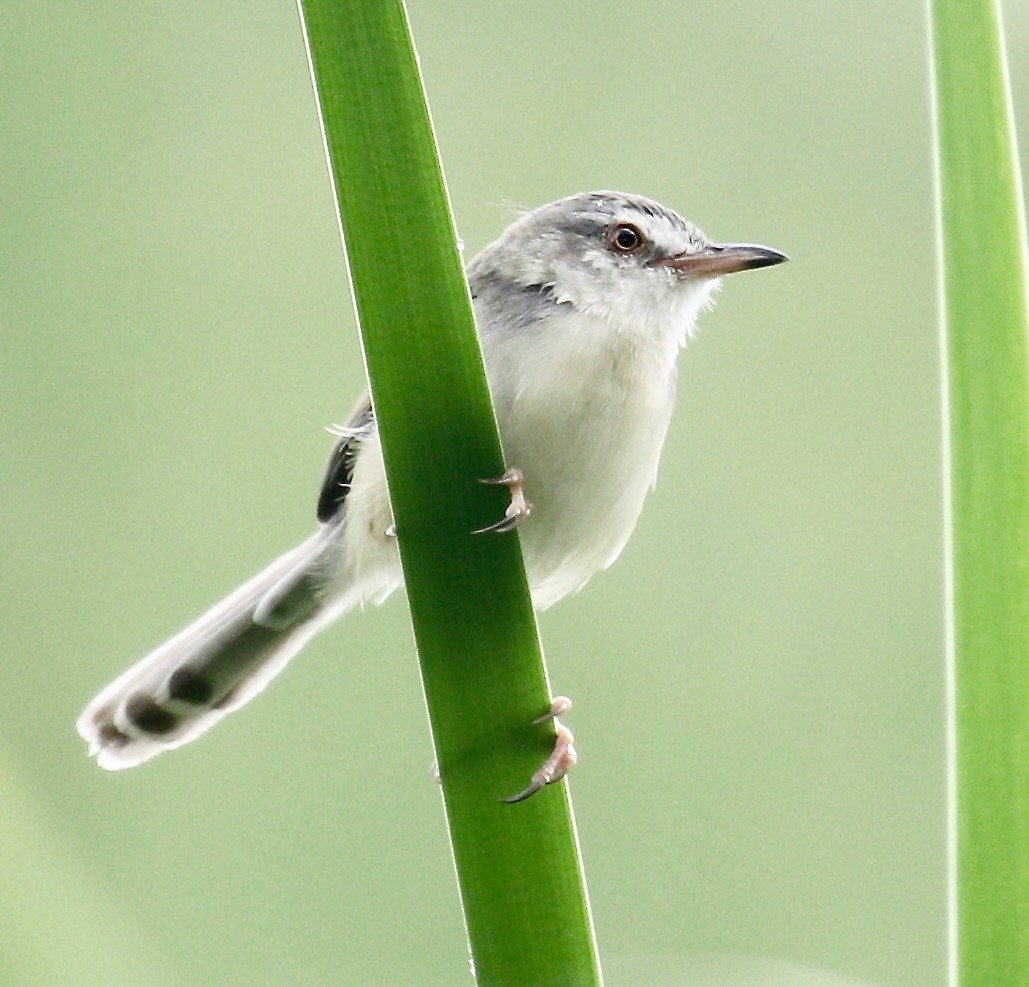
[929,0,1029,981]
[295,1,602,983]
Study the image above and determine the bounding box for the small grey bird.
[78,191,787,791]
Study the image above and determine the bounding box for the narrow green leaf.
[295,1,602,983]
[929,0,1029,981]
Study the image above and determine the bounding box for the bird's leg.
[504,696,577,803]
[473,467,533,534]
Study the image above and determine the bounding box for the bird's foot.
[504,696,577,803]
[474,467,533,534]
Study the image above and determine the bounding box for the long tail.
[77,524,355,770]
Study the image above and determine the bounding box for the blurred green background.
[2,2,1027,984]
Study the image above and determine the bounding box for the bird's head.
[475,190,787,343]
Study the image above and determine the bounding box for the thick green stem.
[295,1,602,983]
[929,0,1029,981]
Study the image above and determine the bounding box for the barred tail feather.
[77,525,354,770]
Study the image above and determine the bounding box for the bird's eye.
[610,223,645,253]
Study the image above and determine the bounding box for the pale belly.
[332,315,680,613]
[484,319,678,610]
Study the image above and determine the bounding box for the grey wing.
[317,393,376,522]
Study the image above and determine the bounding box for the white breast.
[482,307,679,610]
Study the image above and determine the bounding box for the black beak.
[651,242,789,279]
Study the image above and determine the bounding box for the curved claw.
[479,467,524,488]
[503,778,546,804]
[502,698,577,804]
[473,512,529,535]
[474,467,532,535]
[533,695,572,724]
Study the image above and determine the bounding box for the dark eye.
[610,223,645,253]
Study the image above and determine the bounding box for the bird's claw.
[503,696,577,803]
[474,467,532,534]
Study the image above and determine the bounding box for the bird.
[77,191,787,794]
